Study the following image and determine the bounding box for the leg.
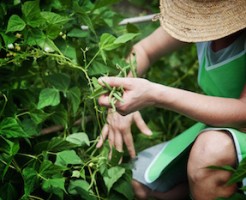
[187,130,237,200]
[132,141,190,200]
[132,179,189,200]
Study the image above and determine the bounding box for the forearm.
[152,83,246,128]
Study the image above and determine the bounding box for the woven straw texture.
[159,0,246,42]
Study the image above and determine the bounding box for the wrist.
[150,83,172,108]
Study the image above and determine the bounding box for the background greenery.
[0,0,245,199]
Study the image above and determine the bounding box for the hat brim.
[159,0,246,42]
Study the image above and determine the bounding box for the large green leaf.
[39,160,64,179]
[37,37,61,52]
[47,137,77,152]
[22,167,38,197]
[22,0,45,28]
[55,150,82,167]
[45,73,71,92]
[114,33,139,44]
[0,117,27,138]
[37,88,60,109]
[68,180,96,200]
[66,132,90,147]
[42,178,66,199]
[66,87,81,115]
[113,176,134,200]
[103,166,125,193]
[40,11,70,26]
[6,15,26,33]
[30,109,51,125]
[0,137,19,156]
[99,33,119,51]
[73,3,96,35]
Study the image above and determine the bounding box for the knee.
[132,180,150,200]
[187,130,236,181]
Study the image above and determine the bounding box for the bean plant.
[0,0,245,200]
[0,0,138,199]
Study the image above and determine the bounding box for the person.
[96,0,246,199]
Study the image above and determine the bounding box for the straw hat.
[157,0,246,42]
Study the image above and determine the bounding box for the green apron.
[144,43,246,189]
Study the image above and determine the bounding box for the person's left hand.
[98,77,154,115]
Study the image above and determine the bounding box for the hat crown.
[159,0,246,42]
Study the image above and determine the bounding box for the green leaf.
[66,87,81,115]
[49,106,68,128]
[68,180,96,200]
[73,4,96,35]
[38,37,60,53]
[103,166,125,193]
[45,73,71,92]
[207,165,236,173]
[39,160,64,178]
[109,147,124,166]
[88,61,116,76]
[55,150,82,167]
[67,28,88,38]
[47,137,77,152]
[40,11,70,26]
[37,88,60,109]
[22,0,45,28]
[227,157,246,185]
[113,175,134,200]
[21,119,38,137]
[42,178,66,199]
[99,33,119,51]
[66,132,90,147]
[6,15,26,33]
[0,137,19,156]
[0,154,12,179]
[126,23,140,33]
[114,33,139,44]
[22,167,38,197]
[0,117,27,138]
[30,109,51,124]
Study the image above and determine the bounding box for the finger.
[108,129,115,149]
[96,124,109,148]
[114,131,123,153]
[98,95,111,107]
[98,77,130,89]
[123,129,136,158]
[133,112,152,136]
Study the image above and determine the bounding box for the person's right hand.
[96,110,152,158]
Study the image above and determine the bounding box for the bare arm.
[99,78,246,129]
[154,84,246,128]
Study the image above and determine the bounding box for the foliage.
[0,0,138,199]
[1,0,244,200]
[209,157,246,198]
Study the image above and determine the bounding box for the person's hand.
[96,110,152,158]
[98,77,154,116]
